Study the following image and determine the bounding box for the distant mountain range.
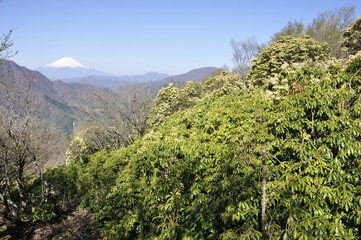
[62,67,219,90]
[36,57,219,90]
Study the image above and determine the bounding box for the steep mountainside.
[0,60,112,147]
[1,60,58,98]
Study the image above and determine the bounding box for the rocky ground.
[0,208,100,240]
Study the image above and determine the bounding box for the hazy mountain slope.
[155,67,220,89]
[48,67,218,91]
[52,80,106,106]
[0,61,77,135]
[62,72,170,89]
[1,60,58,98]
[0,60,116,136]
[38,66,106,80]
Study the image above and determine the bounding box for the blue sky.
[1,1,360,75]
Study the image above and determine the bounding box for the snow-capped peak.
[44,57,88,69]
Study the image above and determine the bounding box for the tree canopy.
[246,35,329,94]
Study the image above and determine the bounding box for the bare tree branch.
[231,37,261,78]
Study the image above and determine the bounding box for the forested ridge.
[1,7,361,240]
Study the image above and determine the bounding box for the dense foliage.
[247,35,329,91]
[146,72,242,128]
[266,57,361,238]
[67,76,270,239]
[55,46,361,238]
[342,17,361,56]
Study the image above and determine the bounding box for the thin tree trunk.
[261,145,267,237]
[0,190,20,222]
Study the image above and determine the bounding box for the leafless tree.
[230,37,261,78]
[116,83,154,135]
[0,29,18,61]
[0,75,47,223]
[271,5,356,58]
[306,6,355,58]
[270,20,305,42]
[0,31,54,224]
[66,83,154,162]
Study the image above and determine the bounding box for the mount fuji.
[37,57,106,80]
[44,57,88,69]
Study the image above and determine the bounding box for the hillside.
[44,24,361,238]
